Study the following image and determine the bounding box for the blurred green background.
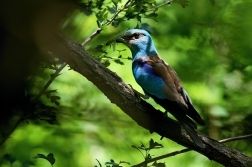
[1,0,252,166]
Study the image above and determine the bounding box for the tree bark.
[43,32,252,167]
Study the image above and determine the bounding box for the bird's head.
[117,29,158,59]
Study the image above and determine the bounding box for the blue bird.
[117,29,205,148]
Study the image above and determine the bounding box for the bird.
[116,29,205,148]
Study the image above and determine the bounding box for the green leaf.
[44,90,57,98]
[149,139,163,149]
[96,8,108,23]
[101,25,108,30]
[50,96,60,106]
[126,7,135,13]
[96,0,105,9]
[34,153,55,165]
[46,153,56,165]
[113,59,124,65]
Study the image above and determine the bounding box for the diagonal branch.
[45,32,252,167]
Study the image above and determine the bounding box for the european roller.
[117,29,205,148]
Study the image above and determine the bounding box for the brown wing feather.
[145,55,186,105]
[145,55,205,125]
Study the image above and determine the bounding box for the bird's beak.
[116,36,128,44]
[115,37,124,43]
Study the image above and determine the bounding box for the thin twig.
[147,0,173,12]
[33,62,67,102]
[81,28,102,47]
[132,148,190,167]
[105,0,133,26]
[132,134,252,167]
[81,0,133,47]
[219,134,252,143]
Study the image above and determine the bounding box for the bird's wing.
[144,55,205,125]
[144,55,185,104]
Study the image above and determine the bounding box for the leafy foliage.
[132,139,164,164]
[44,90,61,106]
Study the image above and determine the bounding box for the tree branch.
[33,62,67,102]
[132,134,252,167]
[0,115,24,147]
[81,28,102,47]
[219,134,252,144]
[43,32,252,167]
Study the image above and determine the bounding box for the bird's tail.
[178,118,205,148]
[149,94,205,148]
[187,102,205,126]
[168,107,205,148]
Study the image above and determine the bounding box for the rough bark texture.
[42,33,252,167]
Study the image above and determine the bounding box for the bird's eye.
[132,33,144,39]
[133,33,140,39]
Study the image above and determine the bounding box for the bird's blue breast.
[132,58,167,99]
